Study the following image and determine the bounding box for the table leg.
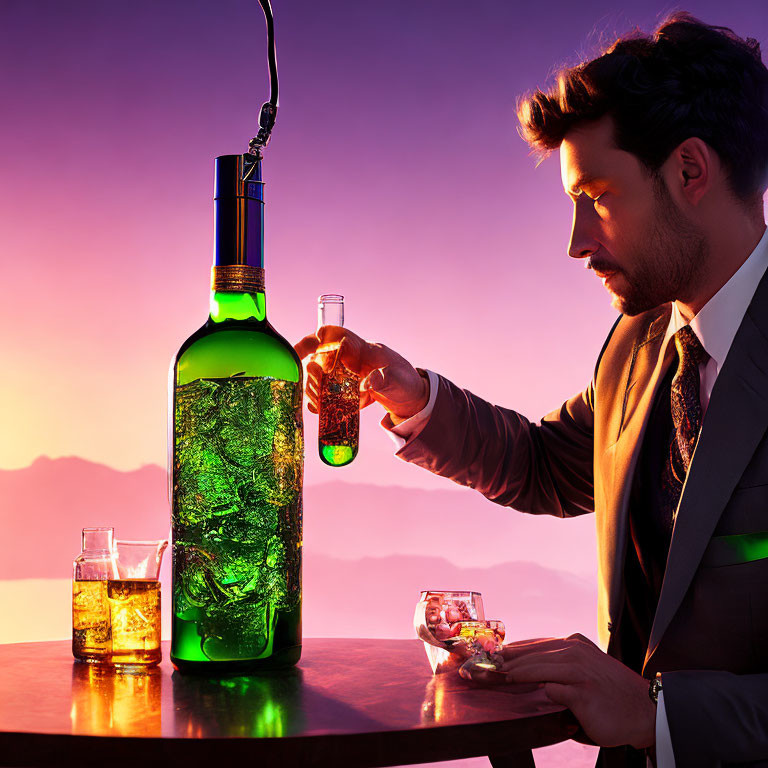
[488,750,536,768]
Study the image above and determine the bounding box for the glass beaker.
[109,539,168,668]
[315,294,360,466]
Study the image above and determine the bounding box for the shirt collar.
[664,225,768,371]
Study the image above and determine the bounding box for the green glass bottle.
[170,154,304,674]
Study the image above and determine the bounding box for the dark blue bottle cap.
[213,154,265,272]
[214,155,264,202]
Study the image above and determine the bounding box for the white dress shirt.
[664,224,768,416]
[384,224,768,766]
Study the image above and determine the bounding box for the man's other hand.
[500,634,656,750]
[294,326,430,422]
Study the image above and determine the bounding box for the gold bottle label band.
[212,265,266,293]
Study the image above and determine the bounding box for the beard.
[599,177,708,317]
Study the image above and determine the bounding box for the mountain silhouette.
[303,552,597,643]
[0,457,597,581]
[0,457,170,579]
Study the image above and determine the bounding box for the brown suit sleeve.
[394,375,596,518]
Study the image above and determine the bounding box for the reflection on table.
[421,670,551,727]
[70,662,162,736]
[172,668,305,738]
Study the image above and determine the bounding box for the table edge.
[0,711,580,768]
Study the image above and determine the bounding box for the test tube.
[316,294,359,466]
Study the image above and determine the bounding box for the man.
[296,12,768,767]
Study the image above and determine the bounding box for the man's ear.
[666,137,713,207]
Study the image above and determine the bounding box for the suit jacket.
[396,269,768,767]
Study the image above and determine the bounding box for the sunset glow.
[0,2,765,487]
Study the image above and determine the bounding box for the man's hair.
[517,12,768,206]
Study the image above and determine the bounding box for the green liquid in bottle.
[171,294,304,673]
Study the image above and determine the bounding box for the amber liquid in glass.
[72,580,161,666]
[317,342,360,467]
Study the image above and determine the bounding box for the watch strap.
[648,675,663,704]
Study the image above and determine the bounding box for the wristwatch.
[648,674,663,704]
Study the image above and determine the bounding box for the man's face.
[560,115,706,315]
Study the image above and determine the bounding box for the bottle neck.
[210,154,267,324]
[210,290,267,322]
[82,527,114,553]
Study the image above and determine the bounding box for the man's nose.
[567,199,599,260]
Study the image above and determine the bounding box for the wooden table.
[0,638,580,767]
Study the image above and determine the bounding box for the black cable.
[261,0,278,109]
[247,0,279,157]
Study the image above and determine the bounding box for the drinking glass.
[414,590,485,673]
[72,527,119,663]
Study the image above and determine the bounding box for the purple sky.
[1,0,766,488]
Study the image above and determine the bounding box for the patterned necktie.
[660,325,710,526]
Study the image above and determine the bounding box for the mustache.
[585,257,622,275]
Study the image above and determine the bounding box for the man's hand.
[500,633,656,750]
[294,326,429,422]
